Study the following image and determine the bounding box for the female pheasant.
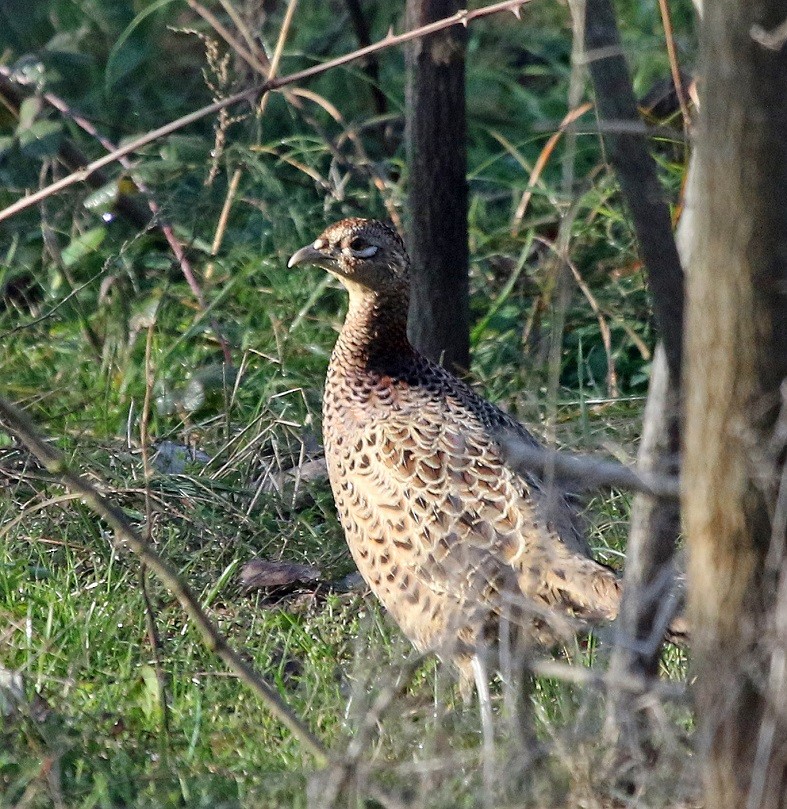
[289,217,622,696]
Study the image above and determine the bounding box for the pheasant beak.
[287,241,335,270]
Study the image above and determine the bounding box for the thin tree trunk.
[404,0,469,372]
[583,0,684,382]
[582,0,686,733]
[684,2,787,805]
[607,344,682,744]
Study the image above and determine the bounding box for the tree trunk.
[584,0,684,383]
[608,345,682,732]
[684,2,787,806]
[404,0,469,372]
[582,0,686,742]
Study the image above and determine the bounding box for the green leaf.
[104,0,178,91]
[61,226,106,268]
[17,96,42,131]
[17,119,62,158]
[0,136,15,158]
[82,181,120,213]
[138,664,161,721]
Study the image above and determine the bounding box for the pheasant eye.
[348,237,379,258]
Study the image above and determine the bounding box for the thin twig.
[530,118,679,138]
[217,0,266,63]
[511,101,593,234]
[0,0,530,224]
[657,0,691,133]
[251,0,300,116]
[139,321,172,747]
[499,432,681,499]
[319,655,425,807]
[0,396,328,764]
[540,0,587,513]
[529,658,687,701]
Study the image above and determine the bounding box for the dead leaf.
[240,559,322,594]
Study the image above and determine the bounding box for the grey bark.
[581,0,686,724]
[684,1,787,805]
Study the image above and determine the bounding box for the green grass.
[0,0,698,804]
[0,404,693,807]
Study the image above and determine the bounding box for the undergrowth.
[1,0,696,805]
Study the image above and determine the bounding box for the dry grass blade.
[186,0,270,77]
[0,492,85,539]
[289,86,402,230]
[510,101,594,235]
[0,396,329,765]
[656,0,691,133]
[567,257,618,397]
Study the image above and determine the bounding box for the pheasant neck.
[332,283,414,372]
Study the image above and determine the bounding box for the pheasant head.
[288,218,409,299]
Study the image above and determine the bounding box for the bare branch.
[499,432,681,499]
[529,658,687,701]
[583,0,686,753]
[584,0,685,381]
[0,0,530,224]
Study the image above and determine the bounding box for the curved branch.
[0,0,530,224]
[0,396,328,765]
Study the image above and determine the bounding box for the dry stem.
[0,0,530,224]
[0,396,328,765]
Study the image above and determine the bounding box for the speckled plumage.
[289,218,622,690]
